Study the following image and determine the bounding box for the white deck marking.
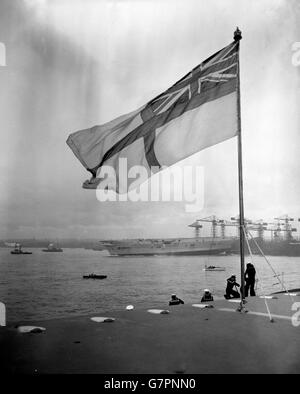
[147,309,170,314]
[192,303,213,308]
[0,302,5,326]
[91,317,115,323]
[218,308,291,321]
[17,326,46,333]
[284,293,300,297]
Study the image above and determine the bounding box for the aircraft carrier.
[101,214,300,257]
[101,216,236,256]
[102,236,235,256]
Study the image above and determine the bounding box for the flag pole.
[234,27,246,310]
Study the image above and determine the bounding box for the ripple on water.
[0,248,299,322]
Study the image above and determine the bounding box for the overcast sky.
[0,0,300,240]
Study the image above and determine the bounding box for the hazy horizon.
[1,0,300,240]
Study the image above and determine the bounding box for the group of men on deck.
[225,262,256,299]
[169,262,257,305]
[200,262,256,302]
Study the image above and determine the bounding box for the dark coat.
[226,277,240,290]
[245,265,256,282]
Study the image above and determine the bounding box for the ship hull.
[257,241,300,256]
[107,248,231,256]
[104,237,235,256]
[231,238,300,257]
[42,250,63,252]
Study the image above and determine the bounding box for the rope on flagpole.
[247,231,294,304]
[243,227,274,322]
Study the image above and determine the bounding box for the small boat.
[10,243,32,255]
[83,273,107,279]
[42,243,63,252]
[11,250,32,255]
[203,265,226,272]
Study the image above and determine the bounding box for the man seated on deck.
[201,289,214,302]
[224,275,240,299]
[169,294,184,306]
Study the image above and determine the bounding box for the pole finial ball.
[234,27,242,41]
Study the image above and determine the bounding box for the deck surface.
[1,294,300,374]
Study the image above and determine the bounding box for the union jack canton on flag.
[67,39,239,193]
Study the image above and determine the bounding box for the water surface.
[0,248,299,322]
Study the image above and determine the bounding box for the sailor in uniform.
[224,275,240,299]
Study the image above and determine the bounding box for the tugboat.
[42,243,63,252]
[10,243,32,255]
[83,273,107,279]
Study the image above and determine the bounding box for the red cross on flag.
[67,39,239,193]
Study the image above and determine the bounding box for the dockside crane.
[273,215,297,240]
[195,216,238,238]
[188,221,203,238]
[194,216,219,238]
[189,214,298,241]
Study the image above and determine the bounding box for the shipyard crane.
[267,221,285,239]
[230,215,253,225]
[219,219,241,238]
[215,218,237,238]
[196,216,223,238]
[229,216,278,240]
[230,215,253,237]
[195,215,254,239]
[229,216,296,241]
[219,217,268,239]
[247,220,268,240]
[189,214,297,241]
[273,215,297,240]
[219,220,226,238]
[188,221,203,238]
[196,216,239,238]
[246,215,297,241]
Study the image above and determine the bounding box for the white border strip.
[218,308,291,321]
